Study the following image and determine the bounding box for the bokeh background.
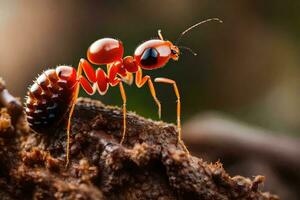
[0,1,300,198]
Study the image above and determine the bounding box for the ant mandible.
[25,18,222,166]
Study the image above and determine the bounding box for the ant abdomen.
[25,66,77,132]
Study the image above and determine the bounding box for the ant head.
[157,30,180,61]
[135,18,222,71]
[170,44,180,61]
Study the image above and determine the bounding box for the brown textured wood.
[0,96,279,200]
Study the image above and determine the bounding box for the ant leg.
[154,77,189,154]
[136,68,161,119]
[107,63,128,144]
[118,81,127,144]
[121,72,134,85]
[65,60,97,167]
[65,87,79,167]
[65,63,83,167]
[79,59,97,82]
[79,76,97,95]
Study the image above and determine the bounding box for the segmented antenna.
[175,18,223,45]
[178,46,197,56]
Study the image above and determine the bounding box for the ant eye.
[140,48,159,66]
[171,49,177,55]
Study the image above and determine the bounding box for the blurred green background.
[1,0,300,135]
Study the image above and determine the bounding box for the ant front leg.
[135,68,161,119]
[154,77,189,154]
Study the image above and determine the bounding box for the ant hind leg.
[106,64,128,144]
[65,60,97,167]
[118,82,127,144]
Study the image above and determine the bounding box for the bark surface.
[0,97,279,200]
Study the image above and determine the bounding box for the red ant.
[25,18,222,166]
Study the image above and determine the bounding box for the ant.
[25,18,222,166]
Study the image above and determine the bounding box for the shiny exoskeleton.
[25,18,222,166]
[25,66,77,132]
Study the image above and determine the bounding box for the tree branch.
[0,96,279,199]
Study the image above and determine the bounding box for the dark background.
[1,1,300,134]
[0,1,300,198]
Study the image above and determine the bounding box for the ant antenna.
[178,46,197,56]
[175,18,223,45]
[158,29,164,40]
